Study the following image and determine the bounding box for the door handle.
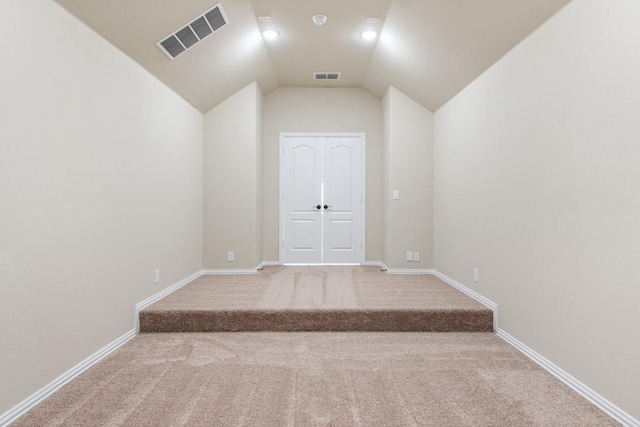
[324,205,333,210]
[313,205,321,210]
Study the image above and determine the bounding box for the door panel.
[323,137,362,263]
[283,137,322,263]
[282,134,363,264]
[292,220,316,249]
[328,220,354,249]
[292,145,317,211]
[327,145,353,210]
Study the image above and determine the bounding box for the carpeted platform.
[13,332,618,427]
[139,266,493,333]
[14,267,618,425]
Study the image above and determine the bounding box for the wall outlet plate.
[227,252,235,262]
[154,269,160,284]
[474,268,479,283]
[413,252,420,262]
[406,251,413,261]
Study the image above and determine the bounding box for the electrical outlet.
[227,252,235,262]
[413,252,420,262]
[406,251,413,262]
[154,269,160,284]
[474,268,479,283]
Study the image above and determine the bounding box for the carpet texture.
[140,266,493,332]
[14,332,617,426]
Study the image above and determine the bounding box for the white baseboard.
[203,262,283,274]
[362,262,433,275]
[433,270,638,427]
[0,329,136,427]
[497,329,639,427]
[386,268,435,275]
[361,261,387,269]
[257,261,281,269]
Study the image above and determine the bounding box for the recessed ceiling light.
[360,30,378,40]
[312,15,327,26]
[262,30,279,40]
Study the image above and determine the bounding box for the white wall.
[434,0,640,419]
[0,0,203,415]
[262,88,383,262]
[203,82,263,269]
[383,87,434,269]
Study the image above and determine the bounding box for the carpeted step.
[138,266,494,333]
[139,308,493,332]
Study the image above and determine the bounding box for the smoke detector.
[312,15,327,26]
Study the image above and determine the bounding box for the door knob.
[324,205,333,210]
[314,205,321,210]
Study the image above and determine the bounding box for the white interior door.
[282,136,323,264]
[281,134,364,264]
[322,136,362,263]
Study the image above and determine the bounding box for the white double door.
[281,133,364,264]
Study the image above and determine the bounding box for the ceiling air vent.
[157,3,229,60]
[314,72,341,81]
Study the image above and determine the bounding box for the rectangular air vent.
[314,72,341,80]
[157,3,229,60]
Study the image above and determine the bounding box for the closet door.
[322,136,362,263]
[281,134,363,264]
[282,136,323,263]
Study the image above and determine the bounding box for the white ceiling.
[54,0,571,113]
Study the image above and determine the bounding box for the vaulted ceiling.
[55,0,571,113]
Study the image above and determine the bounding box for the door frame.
[279,132,366,265]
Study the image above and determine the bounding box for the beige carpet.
[14,332,617,426]
[140,266,493,332]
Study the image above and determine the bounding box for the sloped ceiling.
[364,0,573,111]
[54,0,571,113]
